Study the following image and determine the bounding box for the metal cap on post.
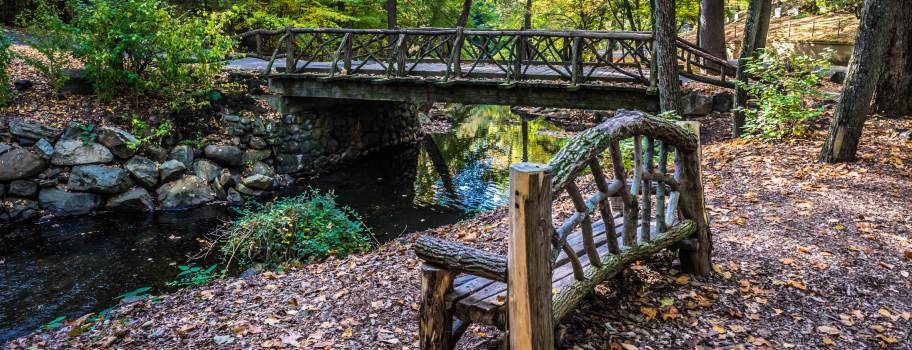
[507,162,554,350]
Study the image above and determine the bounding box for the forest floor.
[7,109,911,350]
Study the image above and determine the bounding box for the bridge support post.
[507,163,554,350]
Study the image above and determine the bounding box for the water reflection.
[414,105,567,212]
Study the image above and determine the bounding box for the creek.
[0,105,569,341]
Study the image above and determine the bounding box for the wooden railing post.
[419,263,455,350]
[343,34,353,74]
[396,33,407,77]
[570,36,582,85]
[255,32,262,57]
[507,163,553,350]
[284,27,294,73]
[512,34,524,82]
[674,121,712,275]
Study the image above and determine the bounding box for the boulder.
[156,175,216,210]
[106,187,155,213]
[712,91,734,112]
[67,165,134,194]
[9,120,62,141]
[0,198,40,223]
[35,138,55,159]
[124,156,160,188]
[204,145,243,168]
[245,161,276,178]
[242,149,272,164]
[97,126,139,159]
[0,144,12,155]
[210,180,227,200]
[61,68,93,95]
[234,183,263,196]
[168,145,195,169]
[143,145,170,163]
[829,70,846,84]
[51,139,114,166]
[193,159,222,183]
[682,90,714,116]
[217,169,234,187]
[38,188,103,216]
[0,183,5,196]
[13,79,33,91]
[159,160,187,183]
[0,147,47,181]
[226,188,244,206]
[9,180,38,198]
[241,174,273,191]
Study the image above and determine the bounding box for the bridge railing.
[235,28,735,88]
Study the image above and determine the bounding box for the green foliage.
[116,286,152,300]
[165,264,220,288]
[40,316,66,331]
[15,1,73,90]
[220,189,371,269]
[125,115,173,150]
[68,121,97,145]
[735,49,831,140]
[29,0,236,109]
[0,36,11,107]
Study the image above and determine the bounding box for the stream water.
[0,105,569,341]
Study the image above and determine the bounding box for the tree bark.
[820,0,895,163]
[523,0,533,29]
[698,0,727,69]
[732,0,772,138]
[456,0,473,28]
[872,3,912,117]
[653,0,682,113]
[386,0,397,29]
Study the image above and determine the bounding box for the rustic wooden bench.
[413,110,711,349]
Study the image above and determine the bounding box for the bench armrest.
[414,236,508,282]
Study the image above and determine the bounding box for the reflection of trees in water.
[414,105,567,211]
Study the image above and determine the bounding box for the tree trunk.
[456,0,473,28]
[732,0,772,138]
[523,0,533,29]
[872,4,912,117]
[654,0,682,113]
[820,0,895,163]
[698,0,727,69]
[386,0,397,29]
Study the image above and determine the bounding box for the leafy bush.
[0,37,11,107]
[220,189,371,269]
[124,114,173,150]
[19,0,235,109]
[735,49,831,140]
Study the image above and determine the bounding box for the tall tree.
[386,0,397,28]
[456,0,473,27]
[820,0,895,163]
[698,0,726,67]
[731,0,772,138]
[654,0,682,113]
[523,0,533,29]
[872,4,911,117]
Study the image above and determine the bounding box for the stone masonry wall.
[221,100,423,175]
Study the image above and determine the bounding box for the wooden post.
[255,33,262,57]
[285,27,294,73]
[396,33,407,77]
[570,36,582,85]
[343,34,353,74]
[674,121,712,275]
[508,163,554,350]
[419,263,456,350]
[513,35,524,82]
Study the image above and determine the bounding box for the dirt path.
[6,114,911,350]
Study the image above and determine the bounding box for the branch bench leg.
[420,263,457,350]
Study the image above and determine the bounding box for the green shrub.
[220,189,371,269]
[0,37,11,107]
[165,264,220,288]
[735,49,831,140]
[70,0,235,108]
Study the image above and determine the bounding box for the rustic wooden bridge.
[234,28,735,110]
[412,110,710,349]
